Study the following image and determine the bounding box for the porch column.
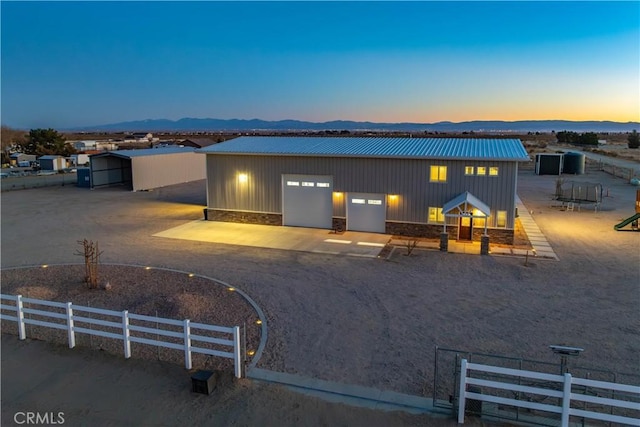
[481,234,490,255]
[481,217,490,255]
[440,219,449,252]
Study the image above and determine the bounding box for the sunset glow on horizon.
[1,1,638,129]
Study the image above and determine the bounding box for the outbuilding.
[9,153,37,166]
[89,147,205,191]
[535,153,563,175]
[200,137,530,245]
[38,155,67,171]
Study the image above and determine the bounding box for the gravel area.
[1,264,261,372]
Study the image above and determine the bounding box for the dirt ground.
[1,165,639,425]
[2,334,465,427]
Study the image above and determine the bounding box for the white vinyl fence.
[0,294,242,378]
[458,359,640,426]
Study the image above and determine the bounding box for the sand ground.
[1,166,638,425]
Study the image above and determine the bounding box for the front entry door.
[459,216,472,240]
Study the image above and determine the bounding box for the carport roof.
[198,136,530,161]
[90,147,196,159]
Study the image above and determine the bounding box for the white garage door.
[346,192,386,233]
[282,174,333,229]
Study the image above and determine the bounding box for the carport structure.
[90,147,205,191]
[200,136,529,245]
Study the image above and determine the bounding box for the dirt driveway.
[1,169,639,424]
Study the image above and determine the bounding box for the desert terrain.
[1,158,638,425]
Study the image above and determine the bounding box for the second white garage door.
[346,192,386,233]
[282,174,333,229]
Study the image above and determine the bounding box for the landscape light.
[41,264,48,268]
[145,266,152,270]
[228,287,236,292]
[256,319,262,325]
[550,345,584,356]
[247,350,255,356]
[188,273,194,278]
[238,173,248,183]
[550,344,584,374]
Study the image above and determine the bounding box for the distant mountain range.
[72,118,639,133]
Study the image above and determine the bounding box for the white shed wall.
[131,152,205,191]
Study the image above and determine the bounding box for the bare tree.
[405,238,418,256]
[75,239,103,289]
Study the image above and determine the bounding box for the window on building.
[465,166,474,176]
[286,181,300,186]
[428,207,445,223]
[430,165,447,183]
[301,181,315,187]
[316,182,330,188]
[497,211,507,227]
[489,167,499,176]
[476,167,486,176]
[367,199,382,205]
[351,198,366,204]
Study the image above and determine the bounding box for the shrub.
[628,130,639,149]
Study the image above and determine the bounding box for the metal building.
[90,147,205,191]
[200,137,530,244]
[535,153,563,175]
[38,155,67,171]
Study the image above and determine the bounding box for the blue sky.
[1,1,639,129]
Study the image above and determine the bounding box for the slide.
[614,213,640,231]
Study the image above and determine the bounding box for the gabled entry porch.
[440,191,491,254]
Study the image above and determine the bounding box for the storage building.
[535,153,563,175]
[9,153,37,166]
[90,147,205,191]
[200,137,530,244]
[38,155,67,171]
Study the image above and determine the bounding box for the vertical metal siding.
[132,152,205,191]
[207,154,519,228]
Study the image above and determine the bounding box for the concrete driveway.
[153,220,390,258]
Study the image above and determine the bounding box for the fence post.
[122,310,131,359]
[66,302,75,348]
[16,295,26,340]
[457,358,468,424]
[561,372,572,427]
[233,326,242,379]
[184,319,192,370]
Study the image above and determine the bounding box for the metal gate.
[433,346,639,426]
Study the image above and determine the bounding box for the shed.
[70,154,90,166]
[38,155,67,171]
[535,153,563,175]
[9,153,37,166]
[89,147,205,191]
[200,137,530,244]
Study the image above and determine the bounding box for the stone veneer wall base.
[204,211,514,244]
[206,209,282,226]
